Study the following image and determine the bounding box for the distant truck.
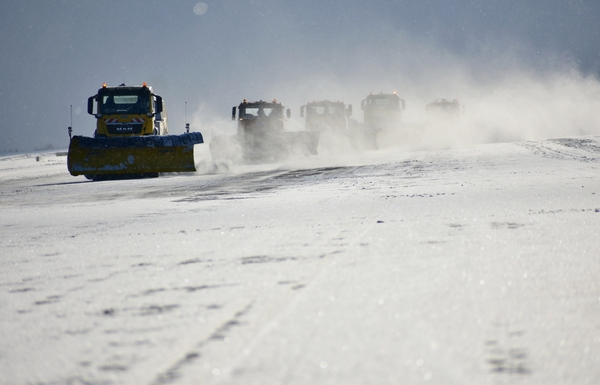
[300,100,353,132]
[209,99,318,163]
[425,99,464,120]
[299,100,378,150]
[361,92,406,131]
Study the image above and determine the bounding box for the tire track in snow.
[192,209,391,384]
[148,166,389,384]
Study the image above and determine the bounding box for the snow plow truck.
[300,100,354,132]
[299,100,375,150]
[361,92,406,131]
[210,99,319,164]
[425,99,464,120]
[67,83,203,180]
[359,92,407,149]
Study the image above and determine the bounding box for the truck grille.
[106,122,144,135]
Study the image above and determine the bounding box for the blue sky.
[1,1,599,152]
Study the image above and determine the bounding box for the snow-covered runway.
[2,138,600,384]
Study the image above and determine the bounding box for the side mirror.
[155,95,163,114]
[87,96,96,115]
[231,106,237,120]
[300,105,305,118]
[286,108,291,119]
[347,104,353,117]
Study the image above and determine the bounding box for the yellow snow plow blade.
[67,133,203,177]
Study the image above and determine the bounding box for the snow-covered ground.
[1,137,600,384]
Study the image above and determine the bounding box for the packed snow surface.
[1,138,600,384]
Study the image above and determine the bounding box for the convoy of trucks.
[66,83,464,179]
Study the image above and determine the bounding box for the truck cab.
[361,92,405,130]
[88,83,167,138]
[425,99,464,121]
[232,99,290,137]
[300,100,353,132]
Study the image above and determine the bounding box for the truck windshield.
[241,106,281,118]
[308,105,344,115]
[431,104,459,112]
[99,93,150,115]
[367,98,399,109]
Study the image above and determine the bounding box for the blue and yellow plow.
[67,133,204,180]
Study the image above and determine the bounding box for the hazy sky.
[1,0,599,152]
